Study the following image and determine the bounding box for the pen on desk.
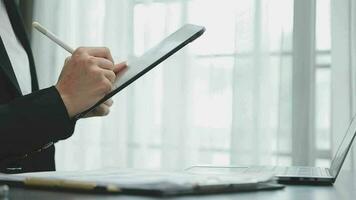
[24,177,121,193]
[32,21,74,54]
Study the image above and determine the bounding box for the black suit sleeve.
[0,86,76,159]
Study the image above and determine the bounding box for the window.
[129,0,331,168]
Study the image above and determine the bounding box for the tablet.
[76,24,205,119]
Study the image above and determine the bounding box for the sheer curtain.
[331,0,356,170]
[32,0,131,170]
[31,0,298,171]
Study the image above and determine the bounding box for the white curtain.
[31,0,295,171]
[32,0,131,170]
[331,0,356,170]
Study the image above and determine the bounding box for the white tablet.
[76,24,205,119]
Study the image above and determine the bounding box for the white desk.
[8,170,355,200]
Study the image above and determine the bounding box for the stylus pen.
[32,21,74,54]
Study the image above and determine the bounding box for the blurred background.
[16,0,356,171]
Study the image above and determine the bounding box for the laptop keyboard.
[245,166,330,177]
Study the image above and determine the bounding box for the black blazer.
[0,0,75,173]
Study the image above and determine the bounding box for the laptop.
[186,115,356,185]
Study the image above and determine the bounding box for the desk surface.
[7,170,356,200]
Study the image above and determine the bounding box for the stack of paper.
[0,168,284,196]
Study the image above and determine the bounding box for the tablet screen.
[77,24,205,119]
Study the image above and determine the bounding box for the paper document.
[20,168,275,185]
[0,168,284,196]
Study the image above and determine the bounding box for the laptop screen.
[329,114,356,177]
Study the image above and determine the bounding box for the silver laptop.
[187,115,356,184]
